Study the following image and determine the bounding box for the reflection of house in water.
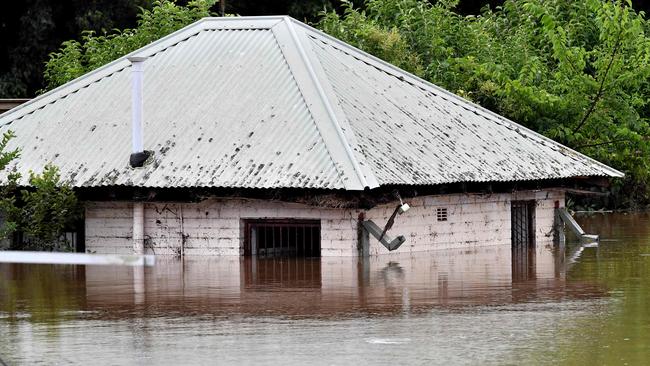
[79,245,604,317]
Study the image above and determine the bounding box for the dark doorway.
[511,200,536,281]
[511,200,536,249]
[243,219,321,258]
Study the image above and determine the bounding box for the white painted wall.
[365,190,564,255]
[86,198,360,256]
[85,190,564,257]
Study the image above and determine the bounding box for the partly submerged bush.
[0,132,80,251]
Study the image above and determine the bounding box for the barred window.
[244,219,320,258]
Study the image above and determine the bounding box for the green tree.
[319,0,650,208]
[0,131,21,239]
[0,133,79,251]
[16,165,80,251]
[43,0,215,90]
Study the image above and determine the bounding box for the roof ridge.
[270,17,377,190]
[291,18,624,178]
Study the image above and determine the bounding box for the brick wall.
[364,190,564,255]
[86,198,361,256]
[85,190,564,256]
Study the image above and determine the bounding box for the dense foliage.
[43,0,214,90]
[0,133,79,251]
[0,0,578,98]
[38,0,363,90]
[320,0,650,208]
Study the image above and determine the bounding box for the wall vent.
[436,208,448,221]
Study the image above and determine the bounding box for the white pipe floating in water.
[0,251,155,267]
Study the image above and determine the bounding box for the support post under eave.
[358,212,369,257]
[553,201,565,248]
[133,202,145,255]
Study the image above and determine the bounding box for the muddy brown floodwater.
[1,212,650,365]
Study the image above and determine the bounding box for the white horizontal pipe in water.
[128,56,147,154]
[0,251,155,267]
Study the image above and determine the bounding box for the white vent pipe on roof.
[128,56,148,168]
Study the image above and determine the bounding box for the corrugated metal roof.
[0,22,347,189]
[308,34,621,184]
[0,16,623,191]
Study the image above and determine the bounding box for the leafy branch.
[572,28,624,134]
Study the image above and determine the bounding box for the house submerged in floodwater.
[0,16,622,257]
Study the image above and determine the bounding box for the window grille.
[244,219,321,258]
[511,200,536,250]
